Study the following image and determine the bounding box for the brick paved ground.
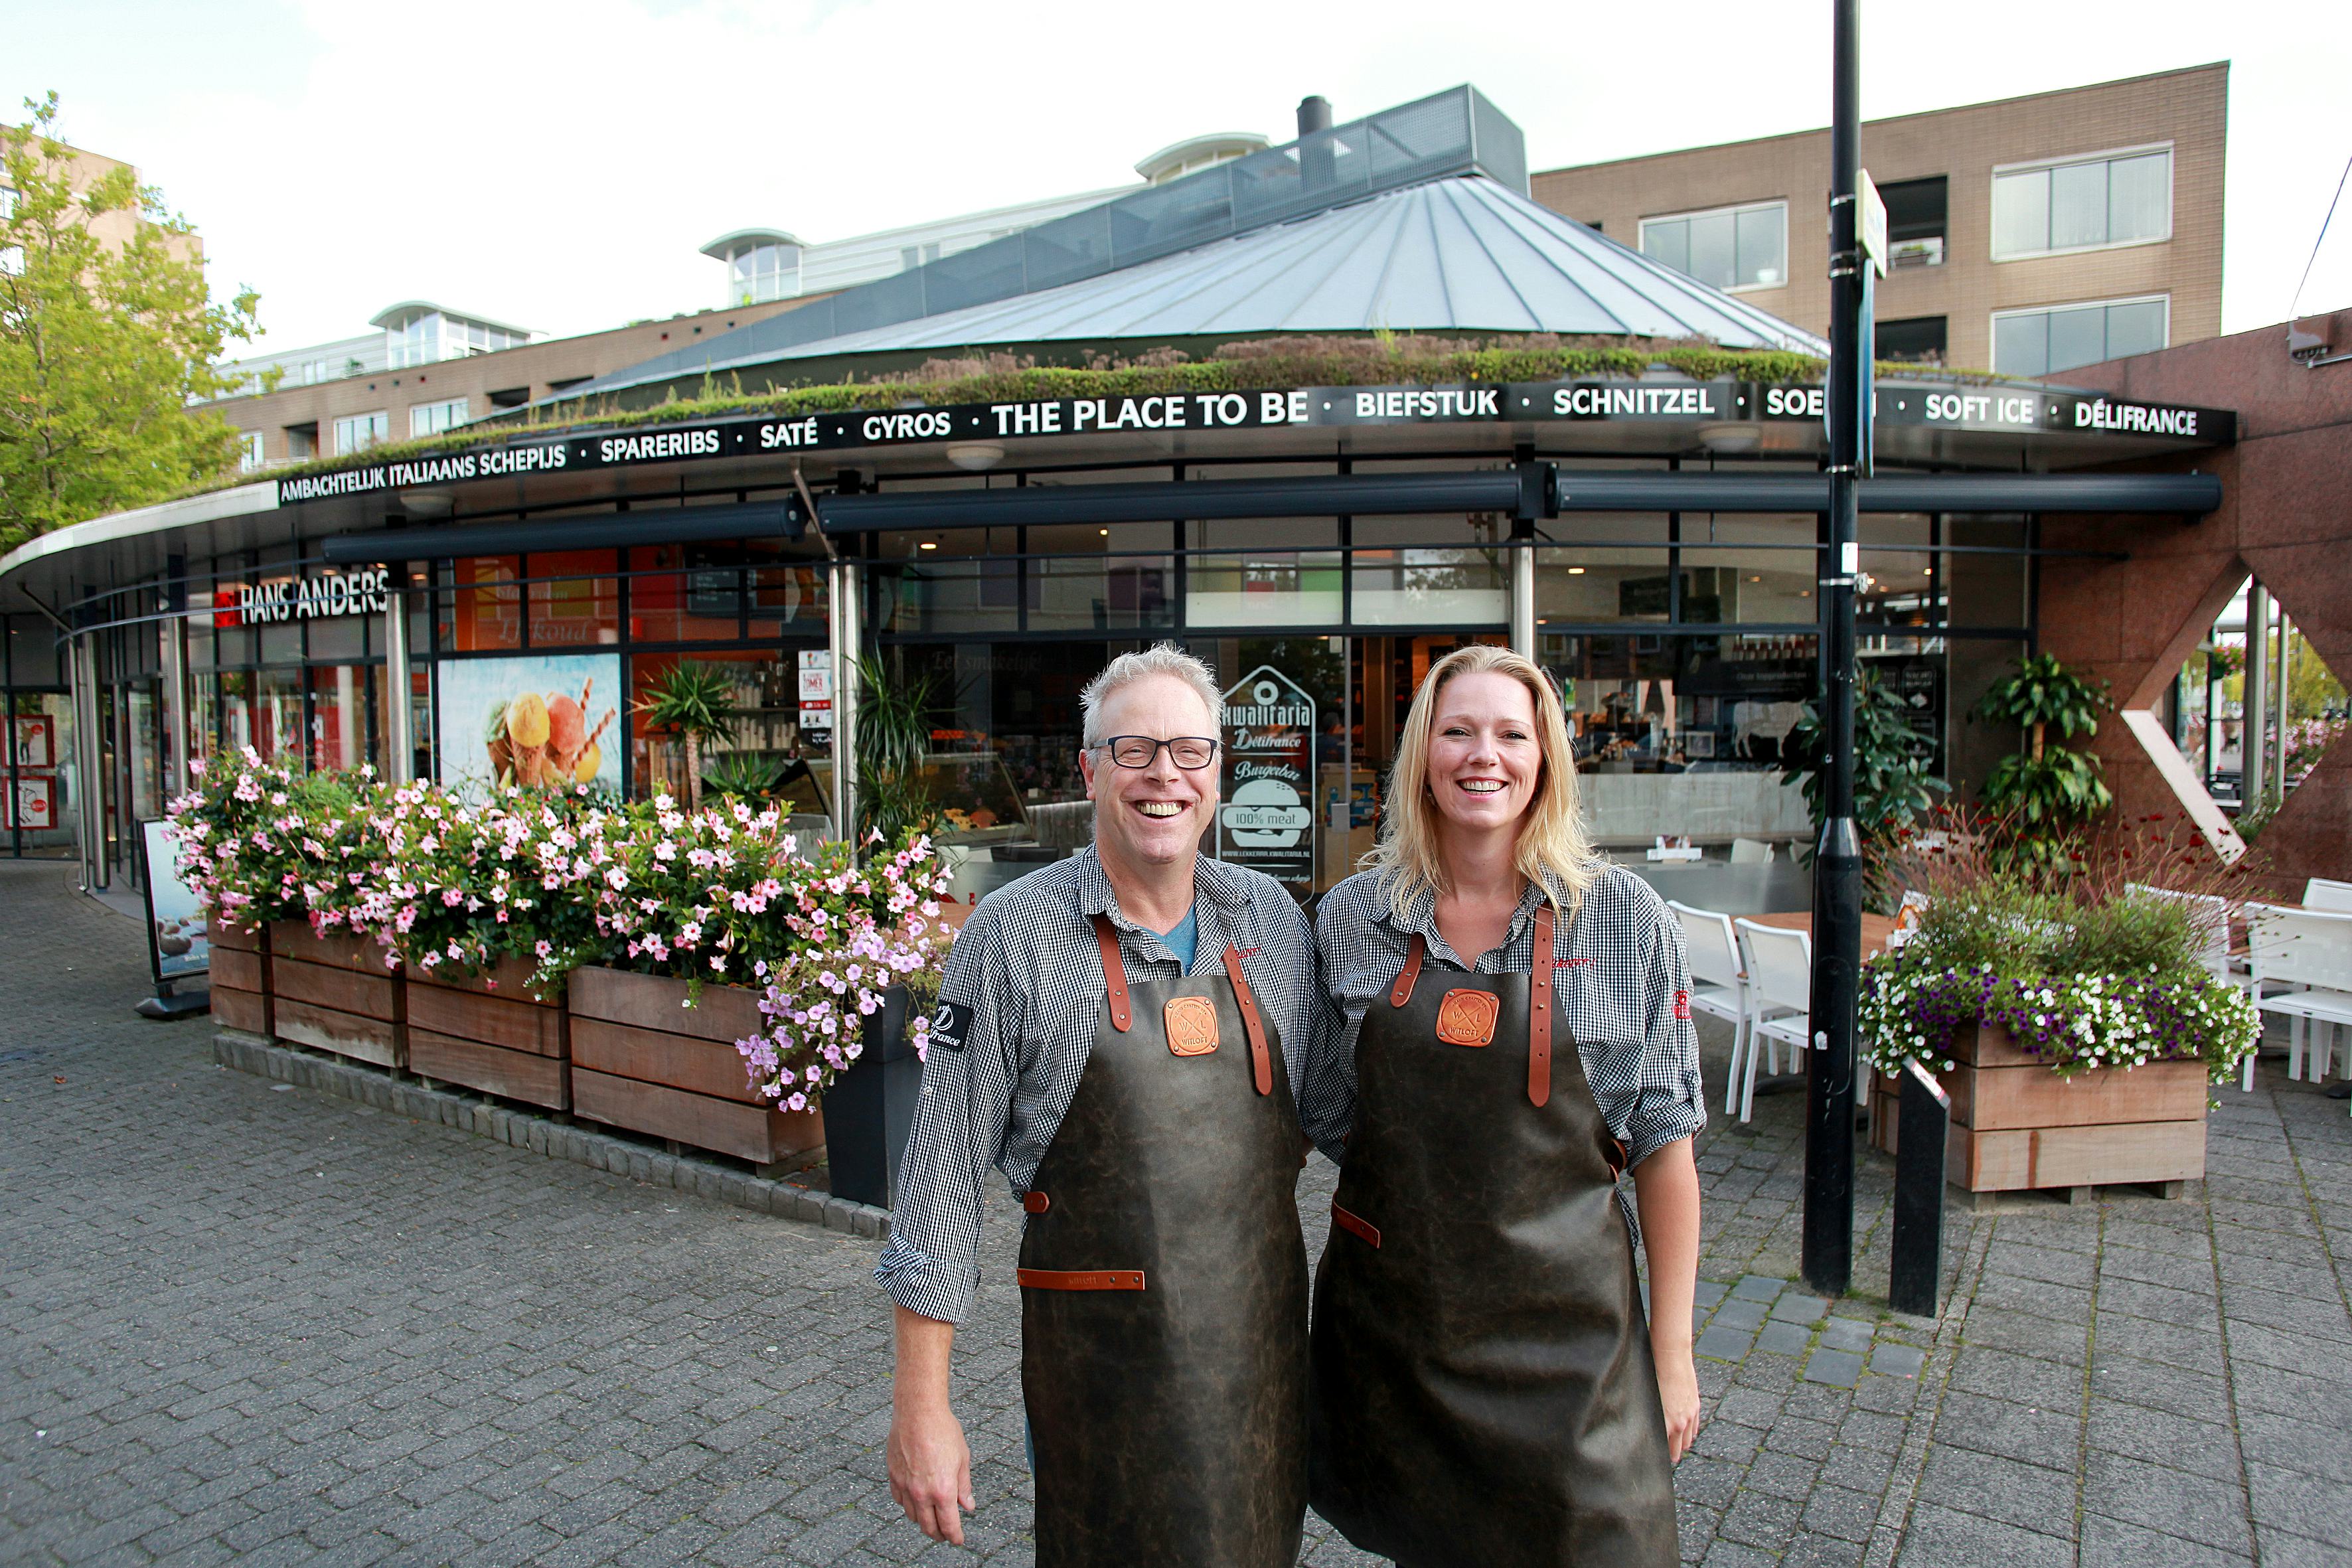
[3,857,2348,1566]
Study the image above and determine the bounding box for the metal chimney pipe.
[1296,96,1335,191]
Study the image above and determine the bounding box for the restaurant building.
[7,84,2331,905]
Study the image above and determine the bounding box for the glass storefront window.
[1186,552,1344,627]
[628,544,753,643]
[627,651,799,803]
[1351,546,1509,625]
[885,557,1020,635]
[1030,554,1175,631]
[526,550,621,648]
[308,665,380,773]
[126,684,163,825]
[254,668,303,764]
[447,556,521,651]
[1946,518,2029,627]
[1534,548,1673,624]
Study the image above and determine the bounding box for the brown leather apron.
[1018,913,1309,1568]
[1308,905,1677,1568]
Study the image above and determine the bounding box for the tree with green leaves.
[1,94,262,550]
[1971,652,2113,840]
[631,663,738,812]
[1780,669,1949,911]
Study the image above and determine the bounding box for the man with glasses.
[880,643,1344,1567]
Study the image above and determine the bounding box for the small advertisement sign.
[1218,665,1315,887]
[433,653,622,794]
[11,715,54,768]
[5,774,56,830]
[137,820,209,983]
[798,650,834,732]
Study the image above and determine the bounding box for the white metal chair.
[2245,905,2352,1095]
[1732,919,1814,1123]
[2130,883,2256,1089]
[1668,901,1753,1120]
[2304,878,2352,913]
[1730,838,1774,866]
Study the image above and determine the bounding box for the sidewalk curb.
[212,1030,894,1240]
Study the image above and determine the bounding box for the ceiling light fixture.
[1567,566,1587,576]
[944,442,1006,472]
[918,540,938,551]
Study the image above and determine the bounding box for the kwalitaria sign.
[270,378,2235,505]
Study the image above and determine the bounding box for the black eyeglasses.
[1095,736,1220,770]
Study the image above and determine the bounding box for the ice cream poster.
[434,654,621,795]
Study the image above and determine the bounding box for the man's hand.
[889,1304,974,1543]
[888,1401,975,1544]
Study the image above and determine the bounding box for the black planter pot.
[826,985,925,1209]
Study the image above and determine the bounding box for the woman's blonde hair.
[1369,644,1598,921]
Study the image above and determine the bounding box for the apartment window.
[1879,176,1948,268]
[1639,200,1787,291]
[1991,295,2169,377]
[898,240,943,272]
[333,411,389,455]
[410,397,469,437]
[238,431,266,471]
[284,422,318,460]
[390,315,436,368]
[1992,147,2171,260]
[1875,316,1947,366]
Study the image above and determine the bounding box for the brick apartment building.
[1532,64,2227,374]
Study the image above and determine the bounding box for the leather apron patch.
[1434,988,1500,1046]
[1162,994,1219,1056]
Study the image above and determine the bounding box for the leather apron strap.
[1092,913,1133,1032]
[1390,933,1426,1008]
[1529,905,1555,1108]
[1221,945,1275,1095]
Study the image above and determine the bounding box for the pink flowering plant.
[166,749,378,934]
[736,831,955,1112]
[356,781,618,991]
[167,758,962,1100]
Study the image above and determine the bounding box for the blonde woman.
[1308,645,1702,1568]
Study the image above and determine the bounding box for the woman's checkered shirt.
[1313,860,1707,1238]
[875,846,1350,1326]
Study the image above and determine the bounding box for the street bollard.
[1890,1056,1951,1318]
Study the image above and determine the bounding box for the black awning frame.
[320,464,2222,564]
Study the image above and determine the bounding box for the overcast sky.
[9,0,2349,354]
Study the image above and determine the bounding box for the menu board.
[1217,666,1316,887]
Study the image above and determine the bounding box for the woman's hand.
[1631,1138,1703,1462]
[1653,1340,1703,1462]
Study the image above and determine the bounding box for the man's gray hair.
[1079,643,1224,748]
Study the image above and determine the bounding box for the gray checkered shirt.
[1314,862,1707,1242]
[876,845,1348,1326]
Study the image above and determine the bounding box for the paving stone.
[1770,1293,1830,1325]
[2078,1512,2252,1568]
[1895,1502,2074,1568]
[2084,1400,2242,1482]
[2081,1448,2251,1553]
[1817,1317,1873,1354]
[1731,1275,1785,1303]
[1868,1342,1926,1380]
[1695,1325,1757,1363]
[1710,1297,1769,1332]
[1753,1320,1812,1357]
[1802,1349,1863,1389]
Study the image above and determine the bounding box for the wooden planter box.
[567,967,824,1170]
[268,921,405,1069]
[1871,1021,2208,1193]
[207,919,271,1036]
[406,955,570,1112]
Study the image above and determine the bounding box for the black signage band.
[274,380,2234,505]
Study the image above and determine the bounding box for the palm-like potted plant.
[1971,653,2113,848]
[631,663,738,812]
[1780,669,1950,911]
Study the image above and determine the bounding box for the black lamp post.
[1803,0,1866,1298]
